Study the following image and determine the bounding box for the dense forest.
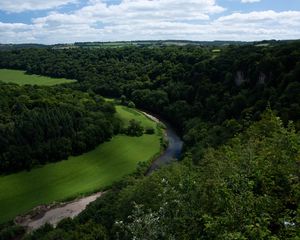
[21,111,300,240]
[1,42,300,129]
[0,41,299,239]
[0,84,119,174]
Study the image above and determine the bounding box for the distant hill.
[1,39,299,50]
[0,43,48,50]
[74,40,251,48]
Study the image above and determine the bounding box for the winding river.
[17,111,183,231]
[145,114,183,175]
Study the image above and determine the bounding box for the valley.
[0,104,162,223]
[0,40,299,239]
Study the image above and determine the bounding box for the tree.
[127,101,135,108]
[145,127,155,135]
[120,95,127,105]
[126,119,144,136]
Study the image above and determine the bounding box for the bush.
[0,225,25,240]
[145,127,155,134]
[127,101,135,108]
[126,119,144,136]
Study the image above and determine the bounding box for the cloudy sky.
[0,0,299,44]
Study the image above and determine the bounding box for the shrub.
[126,119,144,136]
[127,101,135,108]
[145,127,155,134]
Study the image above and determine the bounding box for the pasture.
[0,69,76,86]
[115,105,156,128]
[0,106,161,223]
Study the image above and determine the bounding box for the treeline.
[1,43,299,128]
[1,41,299,158]
[21,111,300,239]
[0,84,120,174]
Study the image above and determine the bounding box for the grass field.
[0,69,76,85]
[0,106,161,223]
[115,105,155,128]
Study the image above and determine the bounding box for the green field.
[0,106,161,223]
[115,106,154,128]
[0,69,76,85]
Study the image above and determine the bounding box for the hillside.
[0,41,299,239]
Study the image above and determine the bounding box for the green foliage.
[1,43,299,128]
[48,112,299,240]
[126,119,144,136]
[25,221,108,240]
[2,42,299,136]
[2,42,300,239]
[145,127,155,135]
[0,84,117,174]
[0,224,25,240]
[115,203,174,240]
[127,101,135,108]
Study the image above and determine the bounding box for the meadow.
[115,105,155,127]
[0,106,161,223]
[0,69,76,85]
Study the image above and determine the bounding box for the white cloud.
[217,10,300,26]
[0,0,78,13]
[0,22,36,43]
[0,1,299,43]
[241,0,261,3]
[33,0,224,26]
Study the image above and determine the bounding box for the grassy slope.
[115,105,154,128]
[0,106,161,223]
[0,69,76,85]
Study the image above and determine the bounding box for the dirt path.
[16,192,103,231]
[141,111,160,123]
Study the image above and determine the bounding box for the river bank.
[15,110,182,231]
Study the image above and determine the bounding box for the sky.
[0,0,300,44]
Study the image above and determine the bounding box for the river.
[16,111,183,231]
[146,118,183,175]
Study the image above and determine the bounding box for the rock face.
[235,71,267,86]
[235,71,247,86]
[258,72,266,85]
